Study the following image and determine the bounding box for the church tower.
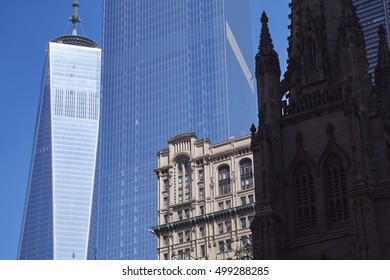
[251,0,390,259]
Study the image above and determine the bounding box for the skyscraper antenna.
[69,0,81,36]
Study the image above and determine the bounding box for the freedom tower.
[19,1,101,259]
[93,0,256,259]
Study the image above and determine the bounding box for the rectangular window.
[200,245,205,257]
[200,205,205,215]
[199,226,205,238]
[163,235,169,246]
[226,239,232,251]
[218,202,224,211]
[185,248,191,260]
[178,211,183,221]
[178,194,183,203]
[198,169,204,181]
[185,230,191,241]
[219,241,225,253]
[163,179,169,191]
[226,200,232,209]
[185,174,191,188]
[218,223,224,234]
[249,195,254,204]
[241,197,247,205]
[163,253,168,260]
[178,232,183,243]
[225,221,231,232]
[185,209,190,219]
[240,217,247,229]
[164,214,170,224]
[178,176,183,188]
[199,187,205,199]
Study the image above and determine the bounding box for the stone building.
[250,0,390,259]
[151,133,255,260]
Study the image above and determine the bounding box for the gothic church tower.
[251,0,390,259]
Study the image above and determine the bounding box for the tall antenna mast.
[69,0,81,36]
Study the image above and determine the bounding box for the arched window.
[306,37,318,71]
[325,153,350,225]
[294,161,318,231]
[240,159,253,190]
[218,166,231,195]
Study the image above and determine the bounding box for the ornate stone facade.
[152,133,255,260]
[251,0,390,259]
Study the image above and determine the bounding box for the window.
[178,194,183,203]
[241,196,247,205]
[198,169,204,181]
[248,195,254,204]
[177,250,183,259]
[163,197,169,208]
[163,253,168,260]
[200,245,205,257]
[200,205,205,215]
[199,226,205,238]
[184,248,191,260]
[178,232,183,243]
[164,214,170,224]
[325,153,350,225]
[218,166,231,195]
[218,223,224,234]
[218,202,224,210]
[185,174,191,188]
[226,239,232,251]
[163,179,169,191]
[218,241,225,253]
[226,200,232,209]
[185,209,190,219]
[178,176,183,188]
[178,211,183,221]
[240,159,253,189]
[185,230,191,241]
[307,37,318,71]
[185,192,191,201]
[163,235,169,246]
[199,187,205,199]
[295,161,318,231]
[240,217,247,228]
[242,236,248,245]
[225,221,231,232]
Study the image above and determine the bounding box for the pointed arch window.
[325,153,350,225]
[218,166,231,195]
[240,159,253,190]
[306,37,318,71]
[294,161,318,231]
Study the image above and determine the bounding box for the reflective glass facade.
[19,37,101,260]
[353,0,390,76]
[93,0,256,259]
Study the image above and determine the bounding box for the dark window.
[218,166,231,195]
[294,161,318,231]
[325,153,350,225]
[240,159,254,189]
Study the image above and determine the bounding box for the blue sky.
[0,0,289,260]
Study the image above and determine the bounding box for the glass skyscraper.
[353,0,390,76]
[93,0,256,259]
[18,5,101,258]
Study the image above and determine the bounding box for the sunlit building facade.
[353,0,390,77]
[152,133,255,260]
[19,35,101,260]
[93,0,256,259]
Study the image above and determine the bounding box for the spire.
[376,25,390,70]
[256,12,280,76]
[69,0,81,36]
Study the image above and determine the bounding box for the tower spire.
[69,0,81,36]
